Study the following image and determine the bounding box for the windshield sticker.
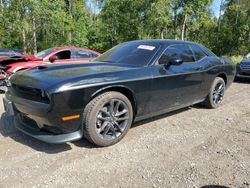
[137,45,156,51]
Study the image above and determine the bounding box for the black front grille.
[241,72,250,76]
[19,113,62,135]
[11,84,50,103]
[20,113,40,130]
[240,62,250,70]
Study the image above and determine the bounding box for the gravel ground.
[0,81,249,188]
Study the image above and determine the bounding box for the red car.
[0,47,100,73]
[0,47,100,91]
[0,49,24,57]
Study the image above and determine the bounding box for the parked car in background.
[236,52,250,79]
[0,47,100,73]
[0,47,101,89]
[0,49,24,57]
[4,40,235,146]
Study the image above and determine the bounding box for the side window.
[72,50,94,58]
[54,50,71,60]
[190,45,207,61]
[91,53,99,58]
[160,45,195,63]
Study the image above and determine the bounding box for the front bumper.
[236,73,250,78]
[14,113,83,144]
[4,91,84,144]
[236,65,250,78]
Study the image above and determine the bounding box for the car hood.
[0,54,42,66]
[4,61,47,72]
[10,62,141,92]
[241,58,250,64]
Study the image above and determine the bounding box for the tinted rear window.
[190,45,207,61]
[95,42,160,66]
[200,45,217,57]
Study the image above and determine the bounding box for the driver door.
[150,44,204,113]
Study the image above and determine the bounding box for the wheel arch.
[16,68,28,72]
[12,67,29,73]
[91,85,137,116]
[216,72,227,86]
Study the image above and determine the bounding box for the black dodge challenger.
[4,40,235,146]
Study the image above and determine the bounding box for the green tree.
[0,0,249,56]
[144,0,171,39]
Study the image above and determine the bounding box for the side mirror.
[49,55,57,63]
[169,57,183,66]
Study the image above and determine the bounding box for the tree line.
[0,0,249,56]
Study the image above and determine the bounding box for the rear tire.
[203,77,226,109]
[82,91,133,147]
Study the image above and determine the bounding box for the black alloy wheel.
[212,81,225,105]
[203,77,226,109]
[83,91,133,146]
[96,99,129,140]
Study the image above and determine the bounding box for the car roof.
[53,46,101,55]
[126,39,199,46]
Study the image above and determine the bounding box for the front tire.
[83,91,133,147]
[203,77,226,109]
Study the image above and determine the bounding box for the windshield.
[94,42,160,66]
[35,48,55,58]
[246,52,250,59]
[0,51,16,57]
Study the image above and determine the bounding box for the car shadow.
[200,186,230,188]
[0,112,94,153]
[0,107,192,152]
[191,103,207,109]
[234,78,250,83]
[132,107,191,128]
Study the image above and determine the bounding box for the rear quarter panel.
[200,57,235,97]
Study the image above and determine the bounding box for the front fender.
[91,85,138,116]
[91,84,134,98]
[8,66,29,73]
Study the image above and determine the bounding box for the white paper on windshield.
[137,45,156,51]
